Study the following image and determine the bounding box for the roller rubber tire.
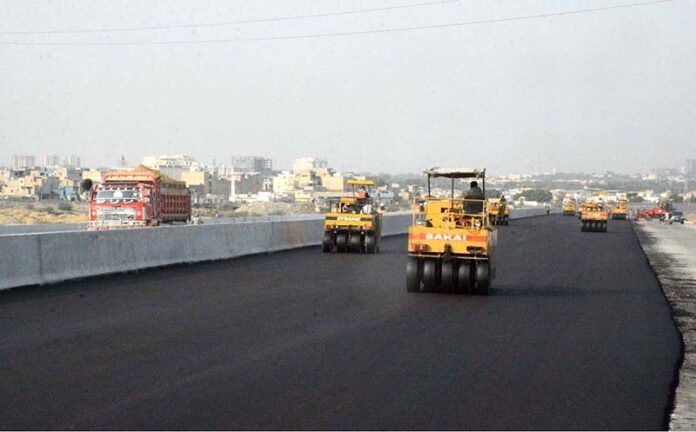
[322,231,333,253]
[364,233,377,253]
[457,261,471,294]
[348,232,362,253]
[422,259,439,292]
[336,233,348,253]
[441,261,456,293]
[473,261,490,296]
[406,257,422,292]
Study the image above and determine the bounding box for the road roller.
[487,198,509,226]
[562,198,577,216]
[612,198,628,220]
[406,168,497,295]
[322,179,382,253]
[581,202,609,232]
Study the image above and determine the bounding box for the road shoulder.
[634,220,696,431]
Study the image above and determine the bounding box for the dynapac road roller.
[406,168,497,295]
[487,198,510,225]
[581,202,609,232]
[322,179,382,253]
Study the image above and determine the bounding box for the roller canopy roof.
[424,167,486,179]
[347,179,375,186]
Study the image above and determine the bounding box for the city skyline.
[3,151,695,178]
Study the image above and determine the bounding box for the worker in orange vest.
[356,186,370,209]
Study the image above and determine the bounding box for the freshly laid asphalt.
[0,215,681,430]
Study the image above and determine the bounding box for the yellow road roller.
[612,198,628,220]
[581,202,609,232]
[406,168,497,294]
[322,179,382,253]
[487,198,510,226]
[562,198,577,216]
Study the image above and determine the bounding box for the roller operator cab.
[487,198,510,226]
[322,179,382,253]
[581,202,609,232]
[407,168,497,295]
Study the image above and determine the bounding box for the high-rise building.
[232,156,273,173]
[12,155,35,170]
[686,159,696,175]
[63,155,81,169]
[41,155,61,167]
[293,157,327,173]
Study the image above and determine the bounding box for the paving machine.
[406,168,497,295]
[322,179,382,253]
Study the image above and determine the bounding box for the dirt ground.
[0,200,89,224]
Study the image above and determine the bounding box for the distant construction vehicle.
[87,166,191,230]
[581,202,609,232]
[612,198,628,220]
[562,198,577,216]
[487,198,510,225]
[322,179,382,253]
[406,168,496,295]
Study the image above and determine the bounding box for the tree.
[485,189,502,199]
[627,193,644,203]
[514,189,553,203]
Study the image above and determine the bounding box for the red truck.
[88,166,191,230]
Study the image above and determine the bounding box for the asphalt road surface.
[0,215,681,430]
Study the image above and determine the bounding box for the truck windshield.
[96,188,140,201]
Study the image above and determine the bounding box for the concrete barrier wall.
[0,223,86,236]
[0,208,553,291]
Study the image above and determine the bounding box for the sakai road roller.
[581,202,609,232]
[487,198,510,225]
[406,168,497,295]
[322,179,382,253]
[612,198,628,220]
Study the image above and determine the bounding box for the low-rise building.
[0,168,59,199]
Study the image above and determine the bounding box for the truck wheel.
[364,233,377,253]
[322,231,333,253]
[406,257,422,292]
[457,262,471,294]
[422,259,439,292]
[336,233,348,253]
[473,261,490,295]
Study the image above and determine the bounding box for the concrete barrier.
[0,223,86,236]
[0,208,554,291]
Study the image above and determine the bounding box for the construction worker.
[356,186,370,210]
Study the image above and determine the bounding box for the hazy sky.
[1,0,694,175]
